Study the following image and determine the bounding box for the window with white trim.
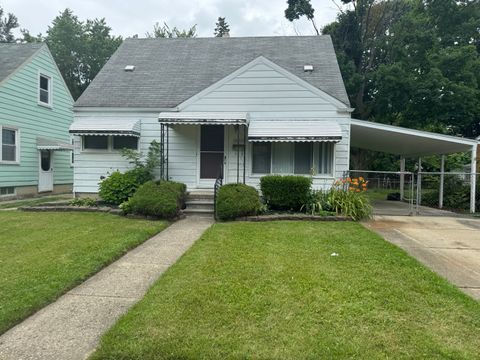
[252,142,333,176]
[1,127,19,162]
[0,186,15,196]
[39,74,51,106]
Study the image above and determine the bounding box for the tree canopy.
[39,9,123,100]
[214,17,230,37]
[0,6,19,42]
[146,22,197,38]
[320,0,480,139]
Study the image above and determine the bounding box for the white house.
[71,36,352,193]
[70,36,478,212]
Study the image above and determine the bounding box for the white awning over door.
[36,137,73,151]
[248,119,342,142]
[159,112,249,125]
[69,119,141,137]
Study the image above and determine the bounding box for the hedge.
[122,180,186,219]
[216,184,261,220]
[260,175,312,211]
[98,168,152,205]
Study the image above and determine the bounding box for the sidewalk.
[0,216,213,360]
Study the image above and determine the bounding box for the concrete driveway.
[364,214,480,300]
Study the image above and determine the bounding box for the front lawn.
[0,212,167,334]
[92,221,480,359]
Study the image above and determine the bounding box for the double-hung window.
[39,74,51,106]
[1,127,19,163]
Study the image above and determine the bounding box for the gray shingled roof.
[0,43,44,83]
[75,36,350,108]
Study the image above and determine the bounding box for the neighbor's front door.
[38,150,53,192]
[199,125,224,186]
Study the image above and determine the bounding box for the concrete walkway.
[365,215,480,300]
[0,216,213,360]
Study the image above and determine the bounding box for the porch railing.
[213,164,224,220]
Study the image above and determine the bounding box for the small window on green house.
[0,186,15,196]
[1,128,18,162]
[39,74,51,106]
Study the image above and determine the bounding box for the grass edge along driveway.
[91,221,480,360]
[0,211,167,334]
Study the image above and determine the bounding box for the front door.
[199,125,224,186]
[38,150,53,192]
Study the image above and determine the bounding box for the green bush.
[216,184,261,220]
[301,190,332,215]
[69,197,97,207]
[422,176,479,211]
[260,175,312,211]
[327,188,372,220]
[123,181,186,219]
[98,168,152,205]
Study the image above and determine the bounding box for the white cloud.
[2,0,340,38]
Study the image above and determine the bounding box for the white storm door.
[38,150,54,192]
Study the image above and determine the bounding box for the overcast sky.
[3,0,344,38]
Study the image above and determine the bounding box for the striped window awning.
[69,119,141,137]
[248,119,342,142]
[159,112,249,125]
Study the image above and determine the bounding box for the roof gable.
[0,43,44,85]
[178,56,350,111]
[75,36,350,109]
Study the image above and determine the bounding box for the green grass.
[0,212,167,334]
[0,194,72,209]
[91,221,480,359]
[364,188,393,201]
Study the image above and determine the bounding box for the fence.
[346,170,478,215]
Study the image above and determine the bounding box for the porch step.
[184,191,215,217]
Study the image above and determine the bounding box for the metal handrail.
[213,164,224,220]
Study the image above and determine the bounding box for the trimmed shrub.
[216,184,261,220]
[123,180,186,219]
[260,175,312,211]
[98,168,152,205]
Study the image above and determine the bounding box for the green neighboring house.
[0,43,74,200]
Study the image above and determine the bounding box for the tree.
[0,6,19,42]
[45,9,122,99]
[284,0,319,35]
[214,17,230,37]
[146,22,197,38]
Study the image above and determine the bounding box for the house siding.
[73,59,350,193]
[0,46,73,190]
[183,60,350,190]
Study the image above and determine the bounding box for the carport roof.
[350,119,478,156]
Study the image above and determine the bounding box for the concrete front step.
[182,208,214,217]
[185,202,214,211]
[184,190,215,217]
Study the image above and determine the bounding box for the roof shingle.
[75,36,350,108]
[0,43,44,83]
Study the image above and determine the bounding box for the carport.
[350,119,478,213]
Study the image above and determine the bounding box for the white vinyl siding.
[73,58,351,193]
